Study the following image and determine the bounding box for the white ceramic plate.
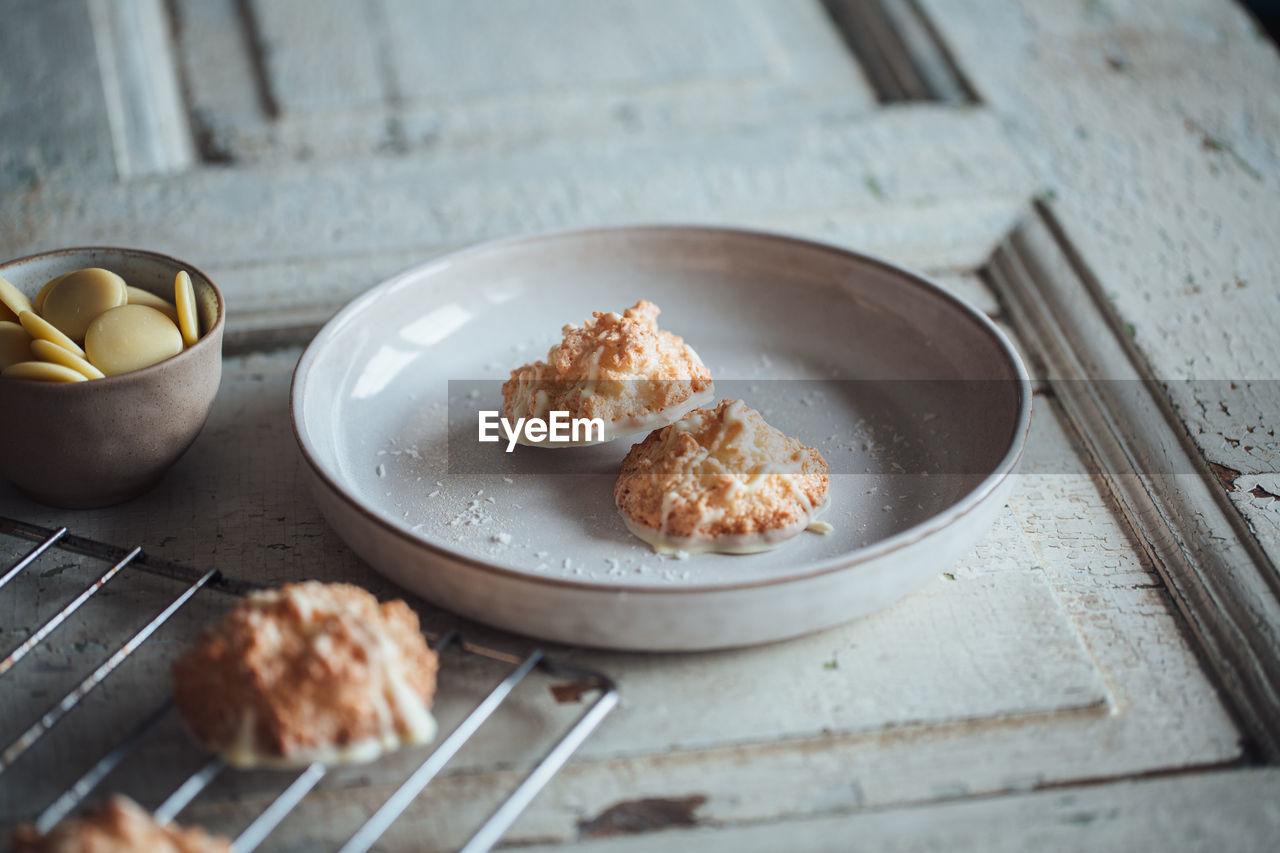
[292,225,1030,650]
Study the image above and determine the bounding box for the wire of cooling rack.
[0,516,620,852]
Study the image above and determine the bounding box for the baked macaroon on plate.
[291,225,1031,651]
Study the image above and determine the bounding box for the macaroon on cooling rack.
[0,515,618,852]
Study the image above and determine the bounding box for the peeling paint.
[578,795,708,838]
[550,682,595,704]
[1208,462,1241,490]
[1248,484,1279,502]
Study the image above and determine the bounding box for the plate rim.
[291,223,1033,595]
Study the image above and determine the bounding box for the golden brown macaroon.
[502,300,713,445]
[615,399,830,554]
[11,795,230,853]
[172,582,439,769]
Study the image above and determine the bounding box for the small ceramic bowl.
[0,247,225,508]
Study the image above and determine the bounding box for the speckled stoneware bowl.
[0,247,225,508]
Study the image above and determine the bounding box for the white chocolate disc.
[0,321,33,371]
[85,304,183,376]
[31,338,106,380]
[0,274,34,319]
[126,285,179,323]
[2,360,88,382]
[42,267,128,341]
[32,273,70,315]
[174,270,199,346]
[19,310,86,358]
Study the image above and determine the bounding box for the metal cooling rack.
[0,516,619,852]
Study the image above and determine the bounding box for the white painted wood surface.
[0,0,1277,849]
[917,0,1280,566]
[0,106,1035,335]
[516,769,1280,852]
[0,357,1245,848]
[988,210,1280,757]
[173,0,877,163]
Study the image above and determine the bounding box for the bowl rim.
[0,245,226,387]
[291,223,1033,596]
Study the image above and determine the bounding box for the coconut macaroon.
[501,300,714,446]
[172,582,439,769]
[11,796,231,853]
[615,399,829,554]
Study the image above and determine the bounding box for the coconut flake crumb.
[502,476,514,484]
[375,464,386,478]
[491,532,512,545]
[449,499,492,528]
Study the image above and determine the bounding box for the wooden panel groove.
[231,0,281,118]
[86,0,194,176]
[982,203,1280,761]
[821,0,975,102]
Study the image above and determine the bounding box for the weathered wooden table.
[2,1,1279,849]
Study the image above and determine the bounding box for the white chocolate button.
[2,361,88,382]
[32,273,69,315]
[42,267,128,342]
[31,338,106,380]
[0,321,32,371]
[126,285,179,323]
[174,270,199,346]
[0,274,34,319]
[19,310,86,358]
[85,305,183,376]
